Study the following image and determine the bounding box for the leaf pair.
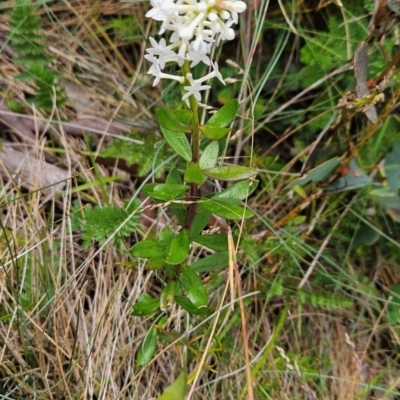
[131,228,190,266]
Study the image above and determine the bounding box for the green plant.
[8,0,67,110]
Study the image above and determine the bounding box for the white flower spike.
[145,0,246,101]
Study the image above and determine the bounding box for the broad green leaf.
[156,369,188,400]
[180,265,208,308]
[206,99,239,127]
[199,125,230,140]
[174,295,209,315]
[147,257,166,270]
[351,223,381,251]
[202,166,257,181]
[132,294,159,316]
[384,142,400,191]
[176,109,193,126]
[136,326,157,366]
[192,234,228,251]
[161,126,192,162]
[166,168,182,185]
[325,159,372,193]
[166,230,190,265]
[199,141,219,170]
[153,183,189,201]
[287,157,340,189]
[212,179,259,203]
[131,239,168,258]
[141,183,158,197]
[160,226,175,243]
[199,199,254,219]
[188,208,212,237]
[184,162,205,185]
[169,203,186,226]
[191,251,229,273]
[156,108,190,133]
[160,281,177,310]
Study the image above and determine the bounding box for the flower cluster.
[145,0,247,101]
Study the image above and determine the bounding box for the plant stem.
[183,62,201,229]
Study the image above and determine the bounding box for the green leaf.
[156,108,190,133]
[132,294,160,316]
[199,199,254,219]
[160,226,175,242]
[384,142,400,191]
[199,125,230,140]
[188,208,212,237]
[206,99,239,128]
[142,183,189,201]
[199,141,219,170]
[191,251,229,273]
[160,281,177,310]
[156,369,188,400]
[136,326,158,366]
[153,183,189,201]
[192,234,228,251]
[176,109,193,126]
[212,179,259,203]
[174,295,209,315]
[161,126,192,162]
[351,223,381,251]
[180,265,208,308]
[131,240,169,258]
[166,230,190,265]
[287,157,340,189]
[325,159,372,193]
[184,162,205,185]
[202,166,257,181]
[166,168,182,185]
[169,203,187,226]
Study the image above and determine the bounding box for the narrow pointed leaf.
[188,208,212,237]
[212,179,259,203]
[160,281,177,311]
[131,240,169,258]
[166,168,182,185]
[199,125,230,140]
[132,294,159,316]
[180,265,208,308]
[184,162,205,185]
[287,158,340,189]
[153,183,189,201]
[156,108,190,133]
[199,199,254,219]
[199,141,219,169]
[156,369,188,400]
[161,126,192,161]
[202,166,257,181]
[192,233,228,251]
[325,159,371,193]
[136,326,157,366]
[206,99,239,127]
[166,230,190,265]
[176,109,193,126]
[191,251,229,273]
[174,295,209,315]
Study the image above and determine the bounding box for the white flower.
[182,79,211,101]
[145,0,246,100]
